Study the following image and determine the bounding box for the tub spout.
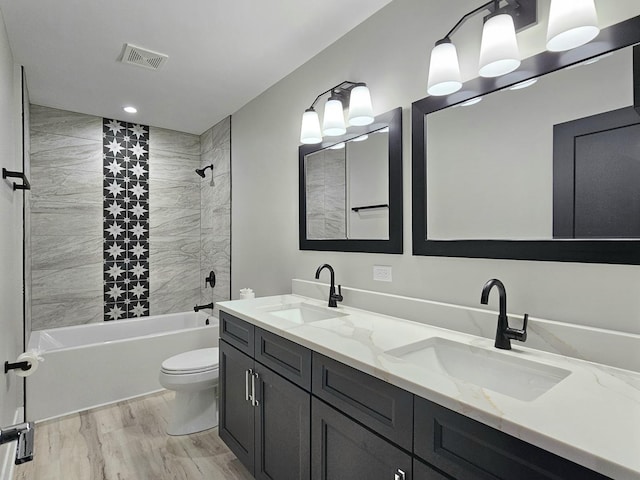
[0,422,34,464]
[194,303,214,312]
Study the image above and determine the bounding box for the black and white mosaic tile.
[103,118,150,320]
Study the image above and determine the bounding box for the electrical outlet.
[373,265,392,282]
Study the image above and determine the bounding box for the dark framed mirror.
[412,15,640,264]
[299,107,402,253]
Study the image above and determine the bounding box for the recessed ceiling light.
[123,106,137,113]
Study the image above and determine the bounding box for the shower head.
[195,164,214,178]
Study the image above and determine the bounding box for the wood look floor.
[14,391,253,480]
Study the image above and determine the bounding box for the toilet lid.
[161,347,219,374]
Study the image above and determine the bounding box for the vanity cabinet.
[219,310,612,480]
[219,312,311,480]
[311,397,412,480]
[413,396,610,480]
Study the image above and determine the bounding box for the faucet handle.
[335,284,343,302]
[509,313,528,342]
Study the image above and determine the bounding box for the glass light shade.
[478,13,521,78]
[329,142,345,150]
[427,41,462,96]
[323,98,347,136]
[347,85,374,126]
[546,0,600,52]
[300,108,322,144]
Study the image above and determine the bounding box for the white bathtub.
[26,311,219,422]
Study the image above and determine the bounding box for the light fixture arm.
[307,81,363,110]
[439,0,525,42]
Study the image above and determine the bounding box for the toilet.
[158,347,219,436]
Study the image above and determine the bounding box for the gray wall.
[30,106,231,329]
[0,6,24,465]
[231,0,640,335]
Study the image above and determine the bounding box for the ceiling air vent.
[120,44,168,71]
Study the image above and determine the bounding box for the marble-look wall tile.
[30,106,104,330]
[151,288,201,317]
[149,237,200,265]
[32,294,104,329]
[148,150,200,183]
[31,236,102,270]
[149,207,200,237]
[200,116,231,306]
[30,105,103,141]
[200,116,230,155]
[149,127,200,156]
[31,206,103,237]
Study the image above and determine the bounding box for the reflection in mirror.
[411,15,640,264]
[299,107,402,253]
[426,47,633,240]
[305,130,389,240]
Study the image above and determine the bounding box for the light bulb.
[300,108,322,144]
[323,97,346,136]
[348,85,374,126]
[478,13,521,78]
[427,41,462,96]
[546,0,600,52]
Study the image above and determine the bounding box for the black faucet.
[315,264,343,308]
[194,302,214,312]
[480,278,528,350]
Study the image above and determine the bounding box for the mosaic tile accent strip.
[102,119,150,320]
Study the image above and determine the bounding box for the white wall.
[0,4,24,466]
[232,0,640,335]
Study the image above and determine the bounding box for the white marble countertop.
[217,294,640,480]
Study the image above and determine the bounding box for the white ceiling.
[0,0,392,134]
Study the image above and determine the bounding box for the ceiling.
[0,0,392,134]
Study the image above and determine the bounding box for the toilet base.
[166,386,218,436]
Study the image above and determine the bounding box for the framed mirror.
[412,15,640,264]
[299,107,402,253]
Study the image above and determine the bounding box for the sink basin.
[261,302,347,325]
[385,337,570,401]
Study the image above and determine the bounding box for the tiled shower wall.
[29,105,231,330]
[199,118,231,307]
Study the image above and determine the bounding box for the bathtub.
[26,311,218,422]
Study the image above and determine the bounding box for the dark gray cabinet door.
[413,459,453,480]
[219,340,255,475]
[311,397,412,480]
[255,365,311,480]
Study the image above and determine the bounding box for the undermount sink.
[385,337,571,401]
[261,302,347,325]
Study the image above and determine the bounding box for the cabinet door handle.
[245,369,253,403]
[394,468,405,480]
[251,372,260,407]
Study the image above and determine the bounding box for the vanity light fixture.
[426,0,600,96]
[509,77,538,90]
[460,97,483,107]
[478,8,521,78]
[352,134,369,142]
[300,81,373,144]
[329,142,346,150]
[546,0,600,52]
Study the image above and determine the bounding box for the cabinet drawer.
[220,311,255,356]
[413,459,453,480]
[255,327,312,391]
[414,396,611,480]
[312,353,413,451]
[311,397,412,480]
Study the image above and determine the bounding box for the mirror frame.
[299,106,402,253]
[411,15,640,265]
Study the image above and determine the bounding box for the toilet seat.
[161,347,219,375]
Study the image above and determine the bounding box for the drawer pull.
[251,372,260,407]
[245,369,253,403]
[394,468,405,480]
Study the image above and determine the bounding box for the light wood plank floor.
[14,391,253,480]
